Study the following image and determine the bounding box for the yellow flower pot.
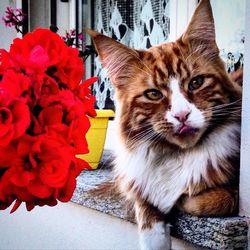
[76,109,115,169]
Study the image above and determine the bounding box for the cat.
[87,0,242,249]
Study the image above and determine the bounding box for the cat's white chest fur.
[114,123,240,213]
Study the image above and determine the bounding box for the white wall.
[0,0,18,50]
[239,0,250,218]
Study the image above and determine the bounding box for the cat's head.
[88,0,241,150]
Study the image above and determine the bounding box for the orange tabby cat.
[87,0,242,249]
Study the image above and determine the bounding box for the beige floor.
[0,202,202,250]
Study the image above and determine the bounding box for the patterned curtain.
[92,0,170,110]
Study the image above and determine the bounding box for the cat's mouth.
[175,124,199,136]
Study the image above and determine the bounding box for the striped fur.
[88,0,242,249]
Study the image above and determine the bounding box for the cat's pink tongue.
[177,125,198,135]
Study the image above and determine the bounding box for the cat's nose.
[174,110,191,123]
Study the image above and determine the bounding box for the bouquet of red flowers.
[0,28,97,213]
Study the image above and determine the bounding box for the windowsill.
[72,150,249,250]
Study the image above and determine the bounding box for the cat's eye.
[144,89,163,101]
[188,75,204,91]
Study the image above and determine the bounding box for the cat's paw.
[139,222,171,250]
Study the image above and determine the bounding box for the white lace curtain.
[92,0,170,109]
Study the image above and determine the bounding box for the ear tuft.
[84,28,100,39]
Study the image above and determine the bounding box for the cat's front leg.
[135,200,171,250]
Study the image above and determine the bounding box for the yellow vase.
[76,109,115,169]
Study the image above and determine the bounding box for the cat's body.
[88,0,242,249]
[114,121,240,214]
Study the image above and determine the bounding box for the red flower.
[0,28,96,213]
[9,29,84,91]
[9,30,60,74]
[0,134,89,212]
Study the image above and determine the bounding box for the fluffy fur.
[88,0,242,249]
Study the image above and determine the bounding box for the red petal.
[10,101,31,139]
[27,179,53,199]
[39,106,63,126]
[46,198,57,207]
[29,45,49,67]
[25,202,35,211]
[0,125,14,146]
[10,170,35,187]
[75,157,92,172]
[0,107,13,124]
[10,199,22,213]
[35,197,58,207]
[39,159,70,188]
[13,186,35,202]
[17,135,35,157]
[58,168,76,202]
[82,77,98,87]
[0,124,11,136]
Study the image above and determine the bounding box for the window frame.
[239,0,250,218]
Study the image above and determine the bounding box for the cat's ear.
[180,0,219,58]
[86,29,142,88]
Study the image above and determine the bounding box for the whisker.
[119,123,151,135]
[203,110,242,115]
[127,131,158,150]
[204,99,242,112]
